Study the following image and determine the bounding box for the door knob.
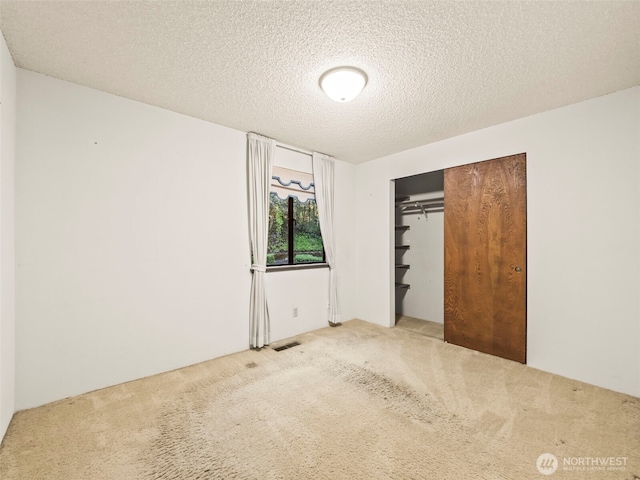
[514,266,522,273]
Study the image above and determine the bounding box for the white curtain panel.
[247,133,276,348]
[312,152,342,325]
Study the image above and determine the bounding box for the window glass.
[293,196,323,264]
[268,193,289,265]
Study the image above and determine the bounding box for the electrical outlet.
[293,307,298,317]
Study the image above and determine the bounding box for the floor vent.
[273,341,300,352]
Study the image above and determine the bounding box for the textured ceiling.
[1,1,639,164]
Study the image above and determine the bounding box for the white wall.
[15,70,356,410]
[15,70,254,409]
[0,33,17,442]
[356,87,640,397]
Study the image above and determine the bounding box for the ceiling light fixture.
[319,67,368,102]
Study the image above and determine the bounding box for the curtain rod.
[248,132,331,158]
[276,143,312,157]
[277,143,333,159]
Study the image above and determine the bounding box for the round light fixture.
[319,67,368,102]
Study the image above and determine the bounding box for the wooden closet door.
[444,154,527,363]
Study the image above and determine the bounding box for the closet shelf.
[395,245,410,250]
[395,264,410,269]
[395,225,410,230]
[395,283,410,289]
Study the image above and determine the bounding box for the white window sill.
[267,263,329,272]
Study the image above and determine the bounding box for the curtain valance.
[271,166,315,203]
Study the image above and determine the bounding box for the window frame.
[267,191,327,271]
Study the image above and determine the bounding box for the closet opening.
[393,169,445,341]
[391,153,527,363]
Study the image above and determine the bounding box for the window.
[267,165,324,266]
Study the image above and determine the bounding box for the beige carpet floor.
[1,319,638,479]
[396,314,445,340]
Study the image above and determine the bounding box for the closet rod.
[400,201,444,212]
[402,204,444,209]
[396,197,444,206]
[401,206,444,212]
[399,197,444,204]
